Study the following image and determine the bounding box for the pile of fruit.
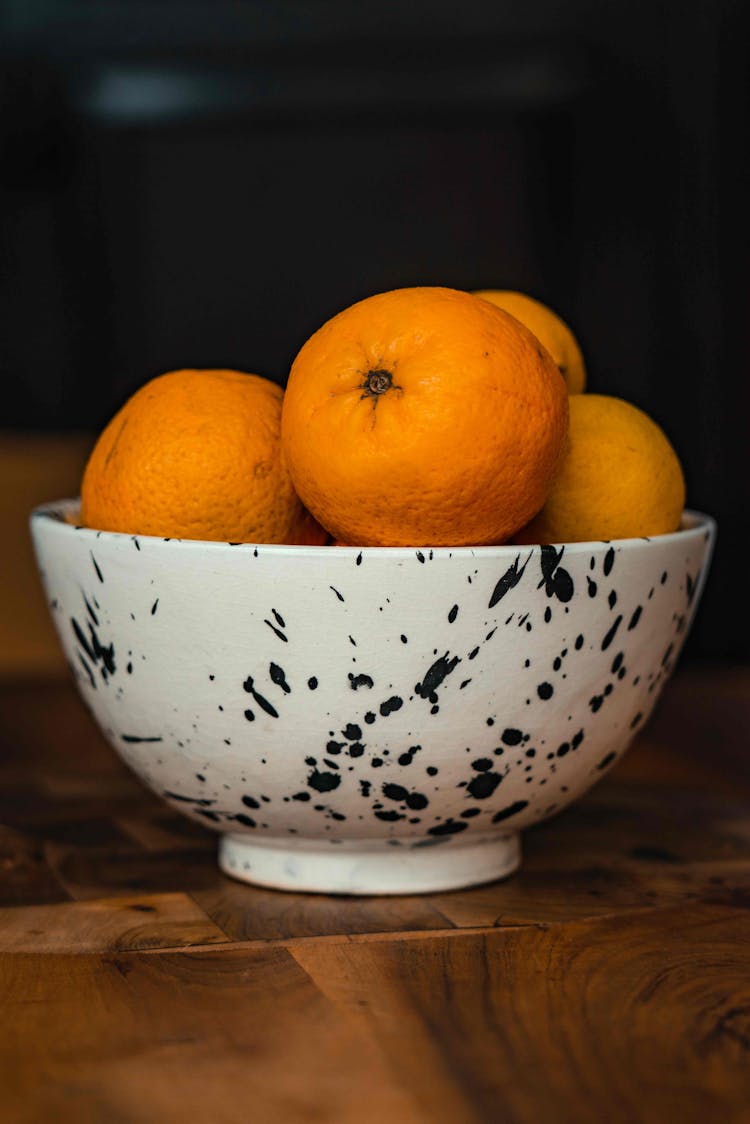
[80,287,686,547]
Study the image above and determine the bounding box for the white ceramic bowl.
[31,501,715,895]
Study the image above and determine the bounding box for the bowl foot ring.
[218,831,521,895]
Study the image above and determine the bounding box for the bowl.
[31,501,715,895]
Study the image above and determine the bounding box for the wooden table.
[1,667,749,1123]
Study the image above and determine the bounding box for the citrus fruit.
[281,286,569,547]
[514,394,686,544]
[81,369,327,544]
[472,290,586,394]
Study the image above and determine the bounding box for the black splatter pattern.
[243,676,279,718]
[43,517,712,861]
[269,663,291,693]
[492,800,529,823]
[349,672,374,690]
[70,593,116,688]
[601,615,623,650]
[488,551,533,607]
[537,545,574,603]
[414,652,461,707]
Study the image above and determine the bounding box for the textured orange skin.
[81,369,327,544]
[281,287,569,547]
[473,290,586,394]
[513,395,686,544]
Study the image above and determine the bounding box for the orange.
[472,290,586,394]
[281,287,569,547]
[81,369,327,544]
[514,394,686,544]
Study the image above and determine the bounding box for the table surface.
[1,667,749,1123]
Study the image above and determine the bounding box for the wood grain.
[292,903,750,1124]
[192,878,455,942]
[44,841,221,902]
[0,824,69,906]
[1,670,750,1122]
[0,893,228,953]
[0,945,424,1124]
[432,783,750,927]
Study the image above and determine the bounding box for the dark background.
[1,0,747,661]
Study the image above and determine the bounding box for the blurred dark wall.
[1,0,747,660]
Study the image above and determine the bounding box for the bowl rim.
[30,499,717,558]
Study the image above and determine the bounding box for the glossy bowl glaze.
[31,502,715,894]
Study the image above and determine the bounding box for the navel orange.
[281,287,569,546]
[472,290,586,394]
[81,369,327,544]
[514,394,686,543]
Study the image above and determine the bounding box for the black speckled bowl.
[31,501,715,894]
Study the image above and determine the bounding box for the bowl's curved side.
[30,508,715,865]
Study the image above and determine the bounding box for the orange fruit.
[81,369,327,544]
[472,290,586,394]
[281,287,569,547]
[514,394,686,544]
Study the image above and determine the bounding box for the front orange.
[281,287,569,546]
